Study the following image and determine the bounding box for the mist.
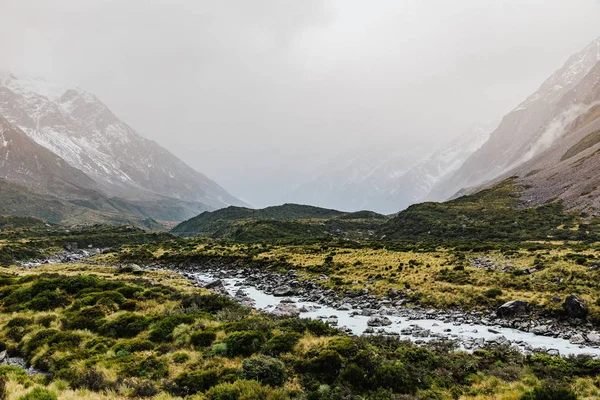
[2,0,600,207]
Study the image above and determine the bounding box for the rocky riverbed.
[161,263,600,357]
[21,247,600,357]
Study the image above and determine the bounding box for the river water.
[190,271,600,358]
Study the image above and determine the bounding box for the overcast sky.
[2,0,600,206]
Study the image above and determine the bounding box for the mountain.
[288,124,493,215]
[0,115,98,197]
[388,124,493,206]
[476,60,600,214]
[286,144,429,214]
[171,203,387,239]
[430,37,600,200]
[0,72,246,221]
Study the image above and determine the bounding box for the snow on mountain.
[0,73,245,212]
[393,123,494,205]
[287,144,428,213]
[430,37,600,201]
[287,124,494,215]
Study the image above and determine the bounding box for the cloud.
[1,0,600,206]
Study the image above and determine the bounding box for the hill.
[171,203,387,241]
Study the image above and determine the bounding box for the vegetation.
[0,177,600,398]
[170,204,388,241]
[0,263,597,399]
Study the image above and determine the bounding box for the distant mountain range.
[291,37,600,215]
[287,124,493,214]
[0,73,246,226]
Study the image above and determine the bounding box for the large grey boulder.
[563,295,588,319]
[271,303,300,318]
[273,285,295,297]
[367,315,392,327]
[496,300,529,318]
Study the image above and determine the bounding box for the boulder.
[587,332,600,344]
[569,333,586,345]
[367,315,392,327]
[563,295,588,319]
[273,285,295,297]
[496,300,529,318]
[271,303,300,318]
[204,279,225,290]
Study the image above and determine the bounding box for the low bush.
[241,355,286,387]
[18,387,57,400]
[148,314,195,342]
[224,330,265,357]
[264,332,301,355]
[98,313,151,338]
[191,331,217,348]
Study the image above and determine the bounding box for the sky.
[2,0,600,207]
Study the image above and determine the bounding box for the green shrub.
[18,387,57,400]
[5,317,33,328]
[148,314,195,342]
[224,330,266,357]
[169,370,220,396]
[112,338,154,353]
[241,355,286,387]
[204,379,289,400]
[483,288,503,299]
[520,386,577,400]
[98,313,151,338]
[27,291,70,311]
[191,331,217,348]
[172,352,190,363]
[264,332,301,356]
[63,306,105,331]
[212,343,228,356]
[135,356,169,379]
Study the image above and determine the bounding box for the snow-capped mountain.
[286,124,493,215]
[286,144,429,214]
[0,72,246,222]
[391,123,494,205]
[430,37,600,200]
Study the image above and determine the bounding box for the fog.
[2,0,600,207]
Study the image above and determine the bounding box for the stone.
[496,300,529,318]
[367,315,392,327]
[587,332,600,344]
[563,295,588,319]
[569,334,586,345]
[64,242,78,252]
[271,303,300,318]
[546,349,560,357]
[273,285,295,297]
[530,325,550,335]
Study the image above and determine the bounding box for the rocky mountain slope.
[0,74,244,203]
[431,37,600,200]
[0,72,246,223]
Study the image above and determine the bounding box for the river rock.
[496,300,529,318]
[563,295,588,319]
[367,315,392,327]
[530,325,550,335]
[569,333,586,345]
[587,332,600,344]
[271,303,300,318]
[273,285,295,297]
[204,279,224,290]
